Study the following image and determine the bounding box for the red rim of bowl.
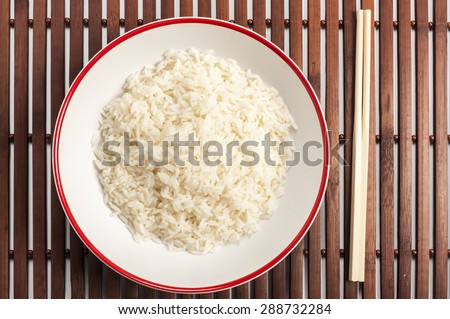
[52,17,329,293]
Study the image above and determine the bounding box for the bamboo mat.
[0,0,449,299]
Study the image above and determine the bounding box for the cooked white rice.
[93,48,297,254]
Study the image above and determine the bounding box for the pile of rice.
[93,48,297,254]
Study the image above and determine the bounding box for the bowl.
[53,17,329,293]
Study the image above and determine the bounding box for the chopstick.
[349,9,371,282]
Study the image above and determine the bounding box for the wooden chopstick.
[349,9,371,282]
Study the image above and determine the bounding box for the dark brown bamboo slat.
[379,0,395,299]
[235,0,247,27]
[212,0,233,301]
[307,0,322,299]
[198,292,214,299]
[325,0,340,299]
[343,0,358,300]
[253,274,268,298]
[361,0,377,299]
[253,0,265,37]
[433,0,448,299]
[14,0,29,299]
[289,0,302,67]
[159,0,179,300]
[288,0,303,300]
[125,0,138,31]
[139,285,157,299]
[415,0,430,299]
[139,0,161,299]
[234,283,249,299]
[216,0,229,20]
[104,0,122,300]
[233,0,250,300]
[69,0,85,299]
[215,289,230,299]
[270,0,287,299]
[122,0,140,299]
[161,0,175,19]
[190,1,214,299]
[159,291,176,299]
[122,280,138,299]
[143,0,156,23]
[50,0,66,299]
[104,267,120,299]
[32,0,47,299]
[0,0,9,300]
[397,0,412,299]
[180,0,193,17]
[178,293,193,299]
[107,0,120,43]
[88,0,104,299]
[234,0,250,299]
[233,1,251,296]
[198,0,211,17]
[251,0,268,300]
[89,0,102,58]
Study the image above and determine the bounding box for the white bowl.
[53,17,329,293]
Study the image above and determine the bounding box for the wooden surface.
[325,0,340,299]
[32,0,47,300]
[416,0,430,299]
[307,0,322,299]
[288,0,304,300]
[270,0,287,300]
[50,0,66,299]
[13,0,29,299]
[379,0,395,299]
[343,0,358,299]
[398,0,413,299]
[0,0,10,300]
[69,0,85,299]
[361,0,377,299]
[1,0,449,299]
[433,0,449,299]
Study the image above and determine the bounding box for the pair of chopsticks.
[349,9,371,282]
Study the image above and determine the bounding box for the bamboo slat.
[69,0,86,299]
[122,0,140,299]
[107,0,120,42]
[288,0,304,300]
[161,0,175,19]
[232,1,250,299]
[415,0,430,299]
[180,0,193,17]
[325,0,340,299]
[397,0,413,299]
[104,0,122,300]
[50,0,67,299]
[252,0,268,300]
[32,0,48,299]
[270,0,287,300]
[343,0,358,299]
[433,0,448,299]
[198,0,211,17]
[235,0,247,27]
[361,0,376,299]
[253,0,265,37]
[143,0,156,23]
[379,0,395,299]
[307,0,322,299]
[88,0,104,299]
[216,0,229,21]
[0,0,9,300]
[13,0,29,299]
